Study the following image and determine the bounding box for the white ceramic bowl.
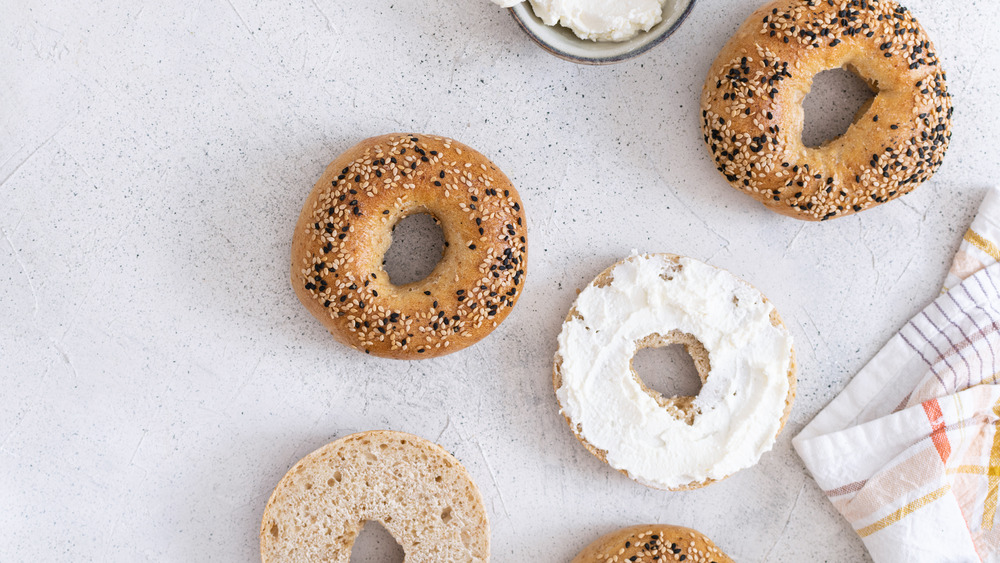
[509,0,696,65]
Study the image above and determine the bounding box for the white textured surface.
[1,0,996,561]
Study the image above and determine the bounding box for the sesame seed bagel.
[571,525,734,563]
[554,254,796,490]
[291,134,527,358]
[260,430,490,563]
[701,0,952,221]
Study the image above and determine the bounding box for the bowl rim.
[508,0,697,65]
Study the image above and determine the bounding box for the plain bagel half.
[260,430,489,562]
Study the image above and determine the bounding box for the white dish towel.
[794,187,1000,562]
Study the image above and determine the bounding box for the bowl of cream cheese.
[499,0,696,64]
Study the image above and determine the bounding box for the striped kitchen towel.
[794,187,1000,562]
[944,188,1000,292]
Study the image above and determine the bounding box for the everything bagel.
[701,0,952,221]
[571,525,734,563]
[291,134,527,359]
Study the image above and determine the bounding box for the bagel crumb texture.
[701,0,952,221]
[260,430,489,563]
[291,133,527,359]
[571,525,734,563]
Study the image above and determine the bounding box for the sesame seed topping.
[297,134,526,356]
[702,0,952,220]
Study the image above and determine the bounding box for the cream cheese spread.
[555,253,794,489]
[493,0,667,42]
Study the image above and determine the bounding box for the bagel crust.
[571,525,734,563]
[701,0,953,221]
[291,134,527,359]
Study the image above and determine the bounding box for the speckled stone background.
[2,0,998,561]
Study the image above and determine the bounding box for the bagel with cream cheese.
[554,253,796,490]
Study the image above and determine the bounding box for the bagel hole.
[802,68,877,148]
[383,213,445,286]
[349,520,404,563]
[632,344,703,400]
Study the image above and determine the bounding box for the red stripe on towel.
[923,399,951,464]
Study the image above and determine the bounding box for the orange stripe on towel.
[922,399,951,464]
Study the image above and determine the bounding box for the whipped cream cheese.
[555,253,794,489]
[493,0,667,42]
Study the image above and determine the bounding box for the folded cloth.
[794,187,1000,563]
[945,188,1000,292]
